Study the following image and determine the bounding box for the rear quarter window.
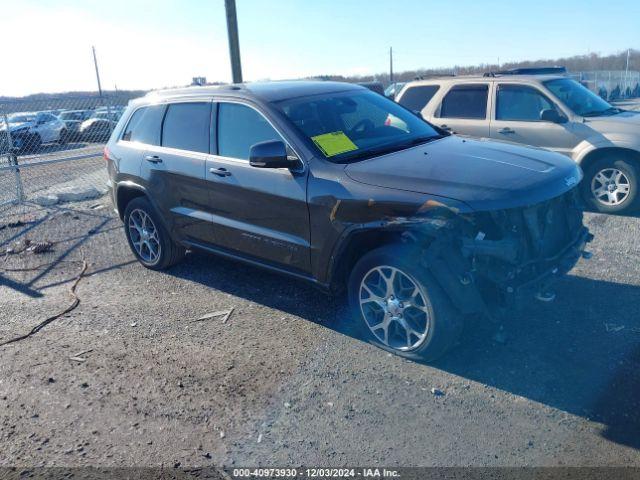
[398,85,440,111]
[121,105,165,145]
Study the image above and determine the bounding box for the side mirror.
[540,109,567,124]
[249,140,293,169]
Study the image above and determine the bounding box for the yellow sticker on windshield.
[311,131,358,157]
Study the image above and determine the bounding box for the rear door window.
[398,85,440,111]
[217,103,283,160]
[438,84,488,119]
[121,105,165,145]
[161,102,211,154]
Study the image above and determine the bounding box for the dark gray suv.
[105,81,592,361]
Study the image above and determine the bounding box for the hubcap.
[591,168,631,206]
[128,209,161,264]
[359,266,431,352]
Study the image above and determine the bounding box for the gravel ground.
[0,199,639,468]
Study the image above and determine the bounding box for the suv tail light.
[103,146,111,162]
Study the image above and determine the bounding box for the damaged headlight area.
[407,188,593,314]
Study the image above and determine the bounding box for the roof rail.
[414,73,456,80]
[483,66,567,77]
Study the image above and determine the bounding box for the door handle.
[498,127,515,134]
[210,167,232,177]
[144,154,162,163]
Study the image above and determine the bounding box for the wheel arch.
[327,226,418,293]
[115,182,148,220]
[579,147,640,173]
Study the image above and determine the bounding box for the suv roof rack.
[414,73,456,80]
[483,66,567,77]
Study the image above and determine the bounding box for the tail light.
[103,146,111,162]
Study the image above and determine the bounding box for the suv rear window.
[161,102,211,153]
[121,105,165,145]
[398,85,440,112]
[439,84,488,119]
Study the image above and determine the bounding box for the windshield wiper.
[341,135,443,162]
[582,107,623,117]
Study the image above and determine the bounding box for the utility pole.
[389,47,394,84]
[92,46,103,98]
[225,0,243,83]
[625,48,630,93]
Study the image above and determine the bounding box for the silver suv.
[396,72,640,213]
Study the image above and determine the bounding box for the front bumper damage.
[415,189,593,315]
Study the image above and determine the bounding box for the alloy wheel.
[359,265,431,351]
[128,209,161,264]
[591,168,631,206]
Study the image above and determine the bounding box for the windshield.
[275,89,442,162]
[9,114,35,123]
[544,78,616,117]
[60,111,84,120]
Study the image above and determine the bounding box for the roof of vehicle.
[403,74,566,87]
[141,80,364,104]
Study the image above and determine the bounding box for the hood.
[344,136,582,211]
[584,110,640,135]
[3,121,33,132]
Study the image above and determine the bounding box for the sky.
[0,0,638,96]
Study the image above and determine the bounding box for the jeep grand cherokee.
[105,81,592,361]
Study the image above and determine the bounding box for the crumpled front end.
[414,188,592,314]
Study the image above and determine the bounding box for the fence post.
[1,111,24,204]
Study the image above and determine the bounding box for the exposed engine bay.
[406,188,592,315]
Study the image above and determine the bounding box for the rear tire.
[582,155,639,213]
[348,245,463,362]
[123,197,185,270]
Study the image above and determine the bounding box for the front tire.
[348,245,463,362]
[582,155,639,213]
[28,133,42,152]
[58,128,68,145]
[123,197,185,270]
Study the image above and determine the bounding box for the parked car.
[105,81,591,361]
[59,110,93,140]
[395,70,640,213]
[384,82,406,99]
[0,111,68,153]
[80,110,122,142]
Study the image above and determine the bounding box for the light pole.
[225,0,243,84]
[92,46,103,98]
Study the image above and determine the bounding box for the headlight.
[10,127,29,136]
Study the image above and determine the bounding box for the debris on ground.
[430,388,445,397]
[26,241,54,255]
[69,349,93,363]
[194,307,235,324]
[0,261,88,348]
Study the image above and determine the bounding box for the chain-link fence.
[0,95,131,216]
[571,70,640,101]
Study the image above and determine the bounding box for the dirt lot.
[0,198,639,468]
